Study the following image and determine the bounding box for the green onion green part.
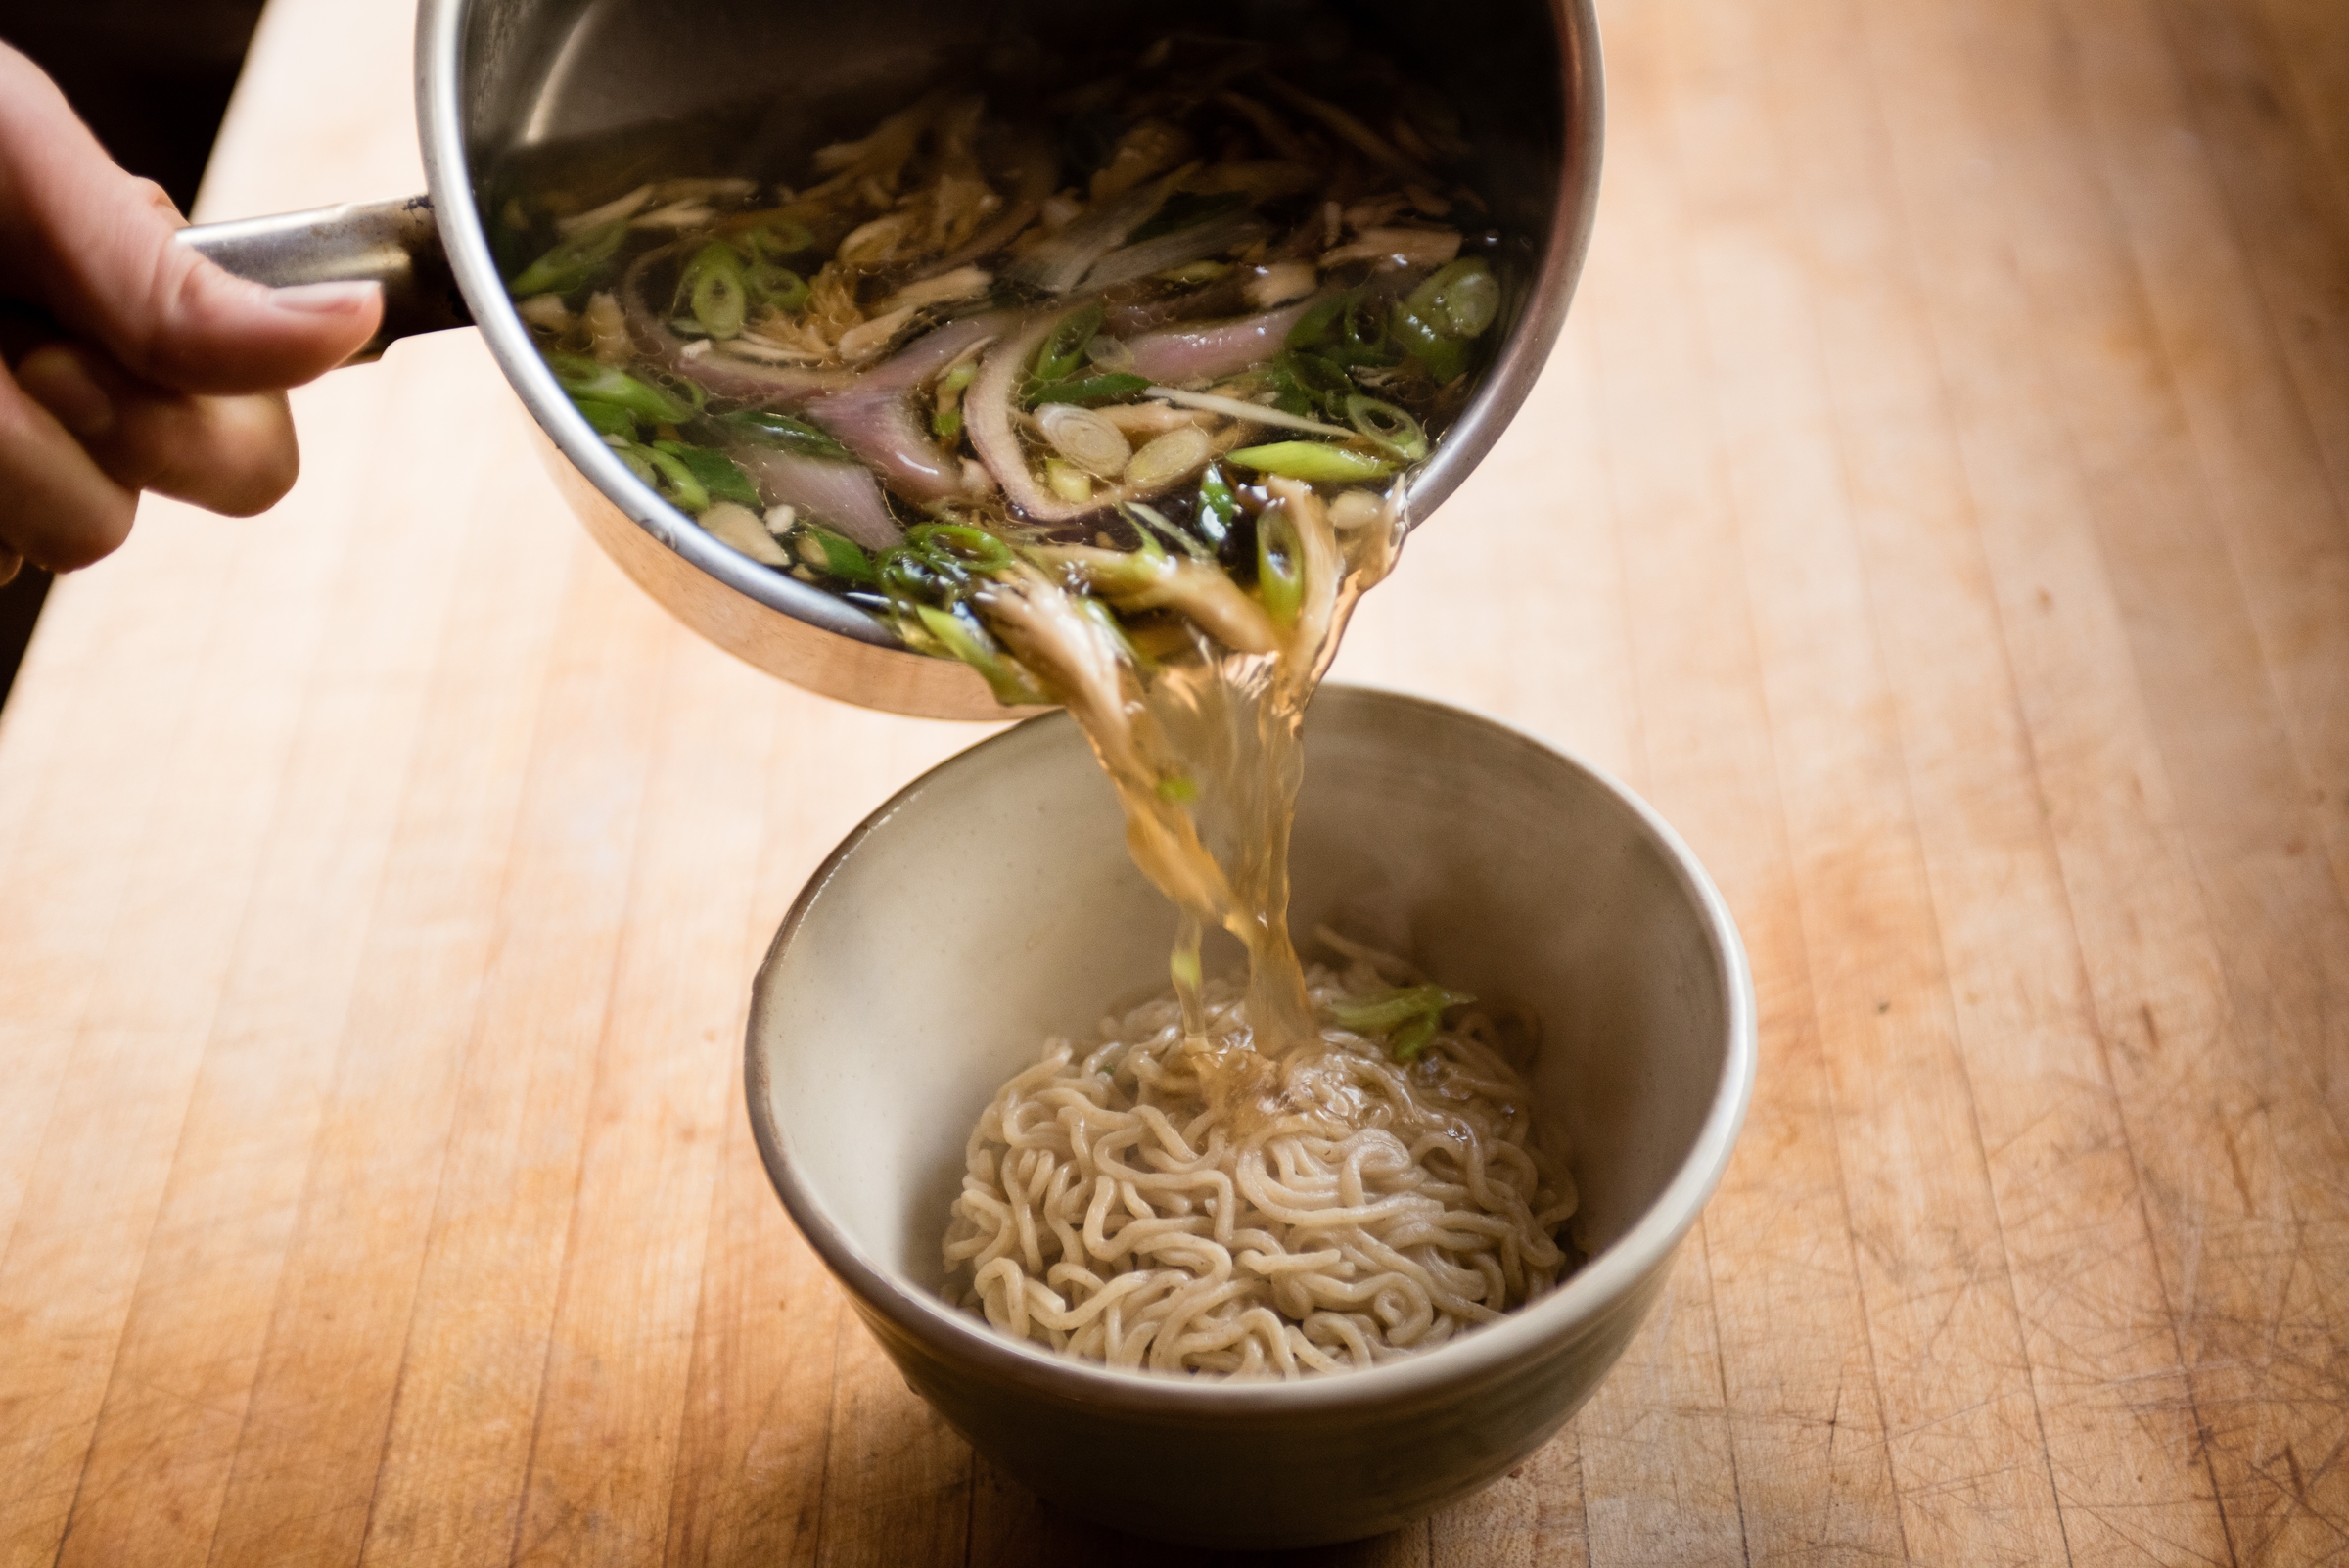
[1327,985,1476,1061]
[570,397,638,439]
[1029,372,1151,407]
[913,604,1042,707]
[652,441,761,509]
[1033,303,1105,388]
[796,526,877,583]
[677,241,749,340]
[638,443,710,513]
[1257,505,1303,629]
[1227,441,1401,484]
[549,355,695,424]
[1344,394,1429,462]
[507,220,627,298]
[718,408,853,463]
[1195,466,1238,550]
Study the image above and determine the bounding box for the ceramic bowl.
[745,686,1755,1549]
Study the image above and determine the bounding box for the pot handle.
[177,194,472,365]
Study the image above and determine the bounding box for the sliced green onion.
[1415,257,1500,339]
[747,262,809,313]
[550,355,694,423]
[652,441,761,509]
[1195,466,1238,550]
[1044,458,1093,504]
[1077,594,1154,674]
[719,408,852,463]
[638,444,710,513]
[676,241,749,340]
[1124,503,1213,562]
[907,522,1017,575]
[1033,303,1105,387]
[1029,371,1151,407]
[613,445,659,486]
[507,220,626,297]
[913,604,1042,707]
[741,214,815,257]
[933,361,977,439]
[1345,395,1429,462]
[1389,1013,1439,1063]
[1333,291,1404,368]
[1273,349,1356,417]
[1390,303,1469,384]
[1329,985,1476,1036]
[1257,505,1303,629]
[795,525,876,583]
[570,397,638,439]
[1286,290,1353,351]
[1227,442,1401,484]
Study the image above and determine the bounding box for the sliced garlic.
[1329,488,1389,531]
[516,294,573,331]
[583,291,628,363]
[873,265,992,317]
[1244,260,1317,310]
[837,304,919,363]
[700,503,791,567]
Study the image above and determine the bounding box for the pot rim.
[744,683,1758,1418]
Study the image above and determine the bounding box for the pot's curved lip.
[744,684,1757,1419]
[411,0,1605,655]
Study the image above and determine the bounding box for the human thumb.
[0,44,383,395]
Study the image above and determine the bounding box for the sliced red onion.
[1079,211,1269,292]
[1124,294,1325,386]
[802,312,1008,503]
[967,311,1084,522]
[1002,169,1181,295]
[726,444,900,550]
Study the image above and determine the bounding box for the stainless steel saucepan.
[185,0,1604,718]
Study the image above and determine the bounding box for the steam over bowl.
[744,686,1755,1549]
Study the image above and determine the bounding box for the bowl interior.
[753,686,1743,1329]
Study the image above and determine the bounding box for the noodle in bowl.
[747,688,1755,1548]
[944,960,1578,1377]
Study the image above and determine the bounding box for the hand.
[0,43,384,586]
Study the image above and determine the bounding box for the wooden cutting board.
[2,0,2344,1563]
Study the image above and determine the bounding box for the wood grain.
[3,0,2346,1562]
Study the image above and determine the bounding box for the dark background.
[0,2,270,709]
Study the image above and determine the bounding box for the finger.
[17,342,301,517]
[0,45,384,395]
[0,357,137,572]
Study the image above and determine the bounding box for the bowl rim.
[745,684,1757,1416]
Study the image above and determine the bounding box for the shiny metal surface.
[178,197,469,365]
[195,0,1604,718]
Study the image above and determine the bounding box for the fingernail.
[269,280,383,315]
[17,346,115,438]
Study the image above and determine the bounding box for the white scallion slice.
[1036,404,1133,479]
[1124,426,1215,492]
